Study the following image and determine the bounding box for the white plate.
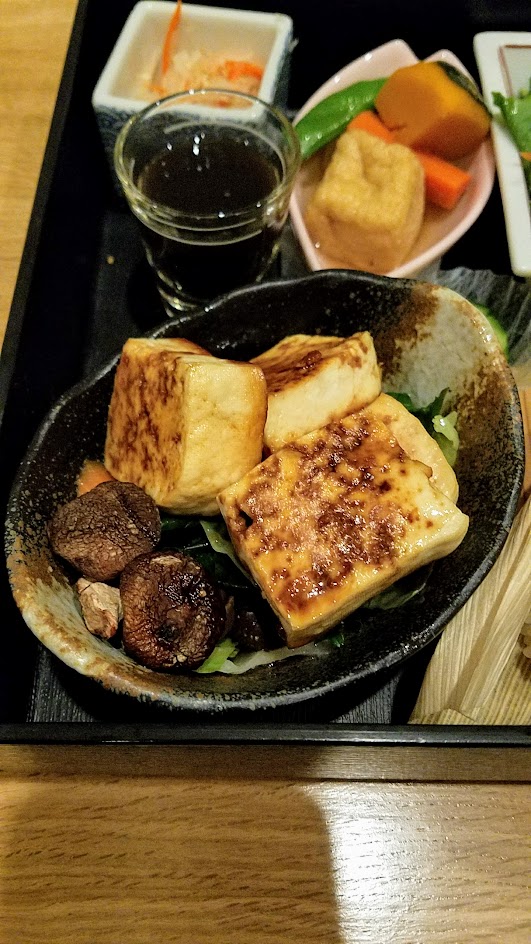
[474,31,531,278]
[289,39,495,280]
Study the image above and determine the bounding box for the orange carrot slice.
[347,110,472,210]
[347,109,395,142]
[413,150,472,211]
[161,0,183,77]
[76,460,115,496]
[223,60,264,82]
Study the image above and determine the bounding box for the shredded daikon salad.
[145,50,263,102]
[139,0,263,103]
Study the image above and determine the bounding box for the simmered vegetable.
[375,60,490,160]
[294,78,387,159]
[347,110,472,209]
[48,481,161,582]
[120,549,227,670]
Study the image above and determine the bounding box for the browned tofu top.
[218,404,468,648]
[252,333,371,394]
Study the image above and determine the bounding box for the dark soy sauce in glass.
[135,126,284,305]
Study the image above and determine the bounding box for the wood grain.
[0,0,78,349]
[0,3,530,941]
[0,773,529,943]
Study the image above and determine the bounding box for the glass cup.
[114,88,301,315]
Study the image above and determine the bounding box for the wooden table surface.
[0,2,530,942]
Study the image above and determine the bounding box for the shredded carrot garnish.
[148,82,168,97]
[223,60,264,82]
[161,0,183,77]
[520,152,531,161]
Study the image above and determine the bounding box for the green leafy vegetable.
[492,82,531,198]
[471,301,509,357]
[295,78,387,160]
[160,513,197,532]
[200,519,251,581]
[211,639,336,675]
[194,637,239,674]
[387,388,448,434]
[388,387,460,467]
[432,411,459,467]
[492,83,531,152]
[159,513,250,590]
[363,567,430,610]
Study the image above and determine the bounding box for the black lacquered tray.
[0,0,529,759]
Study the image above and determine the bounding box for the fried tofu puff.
[252,332,381,452]
[305,129,425,273]
[105,338,267,516]
[218,412,468,647]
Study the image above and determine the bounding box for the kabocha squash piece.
[375,61,491,161]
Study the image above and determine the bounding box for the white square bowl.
[92,1,293,172]
[289,39,495,281]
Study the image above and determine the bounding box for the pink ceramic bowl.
[289,39,495,280]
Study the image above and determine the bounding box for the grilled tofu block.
[105,338,267,516]
[218,412,468,647]
[361,393,459,502]
[251,332,381,452]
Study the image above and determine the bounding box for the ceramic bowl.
[92,1,293,175]
[5,270,524,712]
[289,39,496,281]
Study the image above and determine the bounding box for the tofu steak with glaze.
[105,338,267,516]
[361,393,459,502]
[251,332,381,452]
[218,413,469,647]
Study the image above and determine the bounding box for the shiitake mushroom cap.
[120,549,227,670]
[48,480,161,581]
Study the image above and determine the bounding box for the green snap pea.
[294,78,387,160]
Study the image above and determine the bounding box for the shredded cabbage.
[432,411,459,467]
[195,637,239,673]
[200,519,251,580]
[198,639,335,675]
